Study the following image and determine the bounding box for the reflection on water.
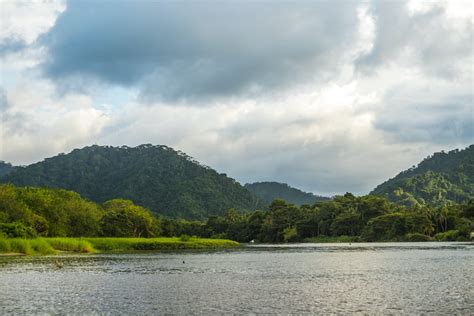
[0,242,472,314]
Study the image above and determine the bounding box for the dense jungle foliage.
[1,145,265,218]
[1,184,471,242]
[245,182,330,206]
[187,194,473,242]
[371,145,474,207]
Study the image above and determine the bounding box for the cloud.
[0,38,27,56]
[357,0,472,79]
[0,88,8,111]
[0,0,472,196]
[373,93,473,145]
[0,0,65,44]
[40,0,362,101]
[0,79,110,165]
[96,84,432,196]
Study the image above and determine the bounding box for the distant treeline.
[0,184,472,242]
[180,194,473,242]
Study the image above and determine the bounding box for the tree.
[101,199,157,237]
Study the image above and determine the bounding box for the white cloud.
[0,77,110,165]
[0,0,65,43]
[0,0,472,195]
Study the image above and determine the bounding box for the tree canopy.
[1,144,265,219]
[245,181,330,206]
[371,145,474,207]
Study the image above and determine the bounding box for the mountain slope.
[371,145,474,206]
[0,161,15,178]
[1,144,265,218]
[245,181,330,206]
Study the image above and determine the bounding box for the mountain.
[1,144,265,218]
[245,181,330,206]
[0,161,15,178]
[371,145,474,207]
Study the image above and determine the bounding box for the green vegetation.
[0,183,472,245]
[0,161,15,178]
[0,145,472,248]
[245,181,330,206]
[371,145,474,207]
[0,237,239,255]
[46,238,95,253]
[1,144,265,218]
[196,195,473,243]
[0,184,173,238]
[83,237,239,252]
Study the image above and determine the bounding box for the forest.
[372,145,474,206]
[2,144,473,219]
[1,145,265,219]
[245,181,330,206]
[1,184,472,242]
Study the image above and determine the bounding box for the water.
[0,242,472,314]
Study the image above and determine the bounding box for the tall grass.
[84,237,240,252]
[0,237,239,255]
[30,239,56,255]
[0,239,11,253]
[6,239,33,255]
[46,238,95,253]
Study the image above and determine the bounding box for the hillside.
[245,181,330,206]
[371,145,474,207]
[1,145,265,218]
[0,161,15,178]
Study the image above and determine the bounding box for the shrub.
[0,222,37,238]
[404,233,431,242]
[283,227,299,242]
[210,233,228,239]
[434,230,459,241]
[179,234,191,242]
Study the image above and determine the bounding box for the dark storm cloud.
[40,0,360,101]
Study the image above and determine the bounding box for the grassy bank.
[0,237,240,255]
[83,237,240,252]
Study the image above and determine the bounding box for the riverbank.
[0,237,240,255]
[303,236,358,243]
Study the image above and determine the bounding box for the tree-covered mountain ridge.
[1,144,265,218]
[0,161,15,178]
[245,181,330,206]
[371,145,474,207]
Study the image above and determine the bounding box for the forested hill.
[1,145,265,218]
[371,145,474,207]
[245,181,330,206]
[0,161,15,178]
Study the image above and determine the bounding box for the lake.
[0,242,472,314]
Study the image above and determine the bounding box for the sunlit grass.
[3,239,33,255]
[46,238,95,253]
[30,238,57,255]
[84,237,240,252]
[0,237,239,255]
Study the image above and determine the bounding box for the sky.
[0,0,472,196]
